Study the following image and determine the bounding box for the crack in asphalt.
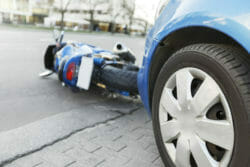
[1,107,141,167]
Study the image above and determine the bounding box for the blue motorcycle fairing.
[55,42,110,70]
[138,0,250,114]
[63,55,82,87]
[56,42,118,88]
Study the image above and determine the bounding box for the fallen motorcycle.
[40,31,139,96]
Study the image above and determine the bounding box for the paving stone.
[38,150,76,167]
[80,141,102,153]
[5,109,164,167]
[153,156,165,167]
[64,147,105,166]
[92,137,127,152]
[94,147,130,165]
[123,159,153,167]
[7,152,56,167]
[7,153,45,167]
[146,143,160,154]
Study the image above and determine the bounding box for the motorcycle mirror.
[59,31,64,44]
[53,29,60,42]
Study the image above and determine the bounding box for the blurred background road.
[0,25,145,132]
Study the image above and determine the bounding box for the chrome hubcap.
[159,68,234,167]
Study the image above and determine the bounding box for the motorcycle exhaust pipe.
[113,43,129,53]
[113,43,136,64]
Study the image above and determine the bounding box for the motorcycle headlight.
[155,0,170,21]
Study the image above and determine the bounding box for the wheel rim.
[159,67,234,167]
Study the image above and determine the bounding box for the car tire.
[152,44,250,167]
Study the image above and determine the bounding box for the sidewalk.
[6,109,164,167]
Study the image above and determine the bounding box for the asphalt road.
[0,25,145,132]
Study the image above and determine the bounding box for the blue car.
[138,0,250,166]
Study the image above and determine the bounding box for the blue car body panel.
[138,0,250,114]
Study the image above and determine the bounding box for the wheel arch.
[148,26,250,112]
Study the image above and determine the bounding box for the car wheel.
[152,44,250,167]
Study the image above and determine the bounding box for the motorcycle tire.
[99,65,138,94]
[58,59,67,82]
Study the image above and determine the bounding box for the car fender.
[139,0,250,114]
